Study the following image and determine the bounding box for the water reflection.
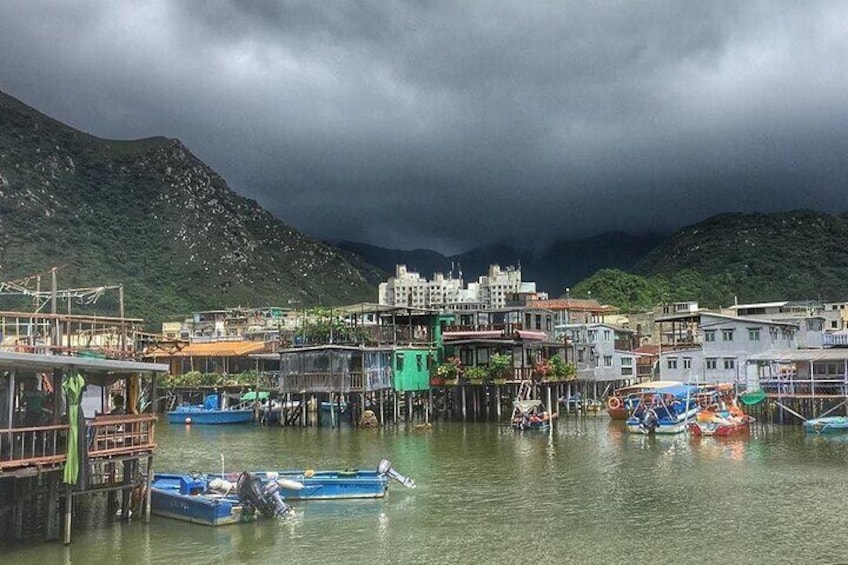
[8,419,848,564]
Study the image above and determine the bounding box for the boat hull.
[167,409,254,425]
[804,417,848,434]
[150,475,257,526]
[607,407,630,421]
[216,470,390,500]
[689,420,750,437]
[626,406,700,435]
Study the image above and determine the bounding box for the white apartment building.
[378,264,535,309]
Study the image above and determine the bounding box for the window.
[477,348,490,365]
[704,330,716,342]
[724,358,735,370]
[621,357,633,367]
[604,329,611,341]
[683,357,691,369]
[722,329,734,341]
[535,314,542,329]
[396,354,404,371]
[604,355,612,367]
[667,357,678,370]
[706,358,717,370]
[460,349,473,366]
[748,328,760,341]
[578,350,584,363]
[588,330,597,342]
[833,321,840,329]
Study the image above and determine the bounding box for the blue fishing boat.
[626,384,701,434]
[804,416,848,434]
[167,394,253,425]
[150,472,290,526]
[213,459,416,500]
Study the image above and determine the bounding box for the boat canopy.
[513,399,543,414]
[240,391,270,402]
[616,381,683,394]
[639,384,699,398]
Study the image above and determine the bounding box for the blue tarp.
[644,384,699,398]
[203,394,219,411]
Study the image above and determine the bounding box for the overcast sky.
[2,1,847,253]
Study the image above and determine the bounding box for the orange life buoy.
[607,396,622,410]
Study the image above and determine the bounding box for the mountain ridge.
[0,89,379,324]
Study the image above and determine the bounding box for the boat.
[803,416,848,434]
[512,399,551,430]
[606,381,684,420]
[166,394,254,425]
[150,471,291,526]
[212,459,416,500]
[687,384,753,437]
[688,407,753,437]
[625,384,701,434]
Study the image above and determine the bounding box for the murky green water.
[5,418,848,564]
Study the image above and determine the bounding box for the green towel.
[62,373,86,485]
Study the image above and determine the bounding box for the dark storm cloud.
[1,1,847,253]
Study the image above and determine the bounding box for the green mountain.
[572,210,848,311]
[0,89,380,325]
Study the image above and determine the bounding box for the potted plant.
[433,356,462,385]
[488,353,513,384]
[550,355,576,381]
[533,357,553,381]
[465,366,487,385]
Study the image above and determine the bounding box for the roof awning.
[517,330,547,341]
[444,331,503,340]
[145,341,269,358]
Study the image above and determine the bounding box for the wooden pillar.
[496,385,502,420]
[45,472,59,540]
[379,390,384,427]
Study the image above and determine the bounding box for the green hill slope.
[572,210,848,311]
[0,90,378,324]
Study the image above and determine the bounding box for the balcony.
[0,424,68,472]
[0,414,156,474]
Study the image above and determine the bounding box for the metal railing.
[759,377,848,397]
[0,424,68,471]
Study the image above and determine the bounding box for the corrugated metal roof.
[145,341,269,358]
[747,349,848,362]
[0,351,167,373]
[444,331,503,340]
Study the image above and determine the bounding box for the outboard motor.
[236,472,290,518]
[377,459,416,489]
[640,409,659,434]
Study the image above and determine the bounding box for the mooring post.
[63,489,72,545]
[547,385,554,420]
[461,385,467,421]
[145,455,154,523]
